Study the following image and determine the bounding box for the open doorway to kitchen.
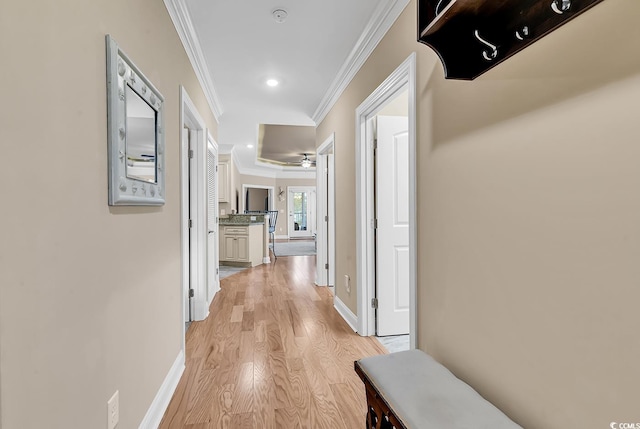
[180,87,219,354]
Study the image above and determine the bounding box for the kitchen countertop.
[219,214,265,226]
[219,220,264,226]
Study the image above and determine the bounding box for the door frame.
[316,133,336,289]
[180,86,211,349]
[240,184,275,213]
[355,53,417,348]
[287,186,316,238]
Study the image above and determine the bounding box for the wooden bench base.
[355,361,406,429]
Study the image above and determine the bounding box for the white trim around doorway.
[355,53,417,349]
[180,86,210,334]
[240,184,275,214]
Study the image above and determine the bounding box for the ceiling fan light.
[300,155,312,168]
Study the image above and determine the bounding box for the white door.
[207,141,219,302]
[317,151,336,291]
[327,154,335,287]
[375,115,410,336]
[288,187,315,238]
[185,128,196,323]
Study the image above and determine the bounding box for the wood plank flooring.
[159,255,387,428]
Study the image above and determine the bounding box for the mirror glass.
[125,84,157,183]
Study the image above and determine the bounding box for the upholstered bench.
[354,350,521,429]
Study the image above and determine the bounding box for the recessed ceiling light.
[266,79,279,87]
[247,144,254,148]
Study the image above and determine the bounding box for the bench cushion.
[357,350,521,429]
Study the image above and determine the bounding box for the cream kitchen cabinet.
[218,160,230,202]
[219,224,264,267]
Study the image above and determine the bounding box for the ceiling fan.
[285,153,316,168]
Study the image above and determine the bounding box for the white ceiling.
[175,0,408,176]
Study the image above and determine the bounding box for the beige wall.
[317,0,640,427]
[0,1,217,428]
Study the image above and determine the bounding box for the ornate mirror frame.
[106,34,165,205]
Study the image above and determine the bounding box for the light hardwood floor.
[159,255,387,428]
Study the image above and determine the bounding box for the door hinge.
[371,219,378,229]
[189,149,194,159]
[188,219,193,228]
[325,215,329,222]
[325,263,329,270]
[216,268,219,275]
[216,165,218,172]
[189,289,194,298]
[371,298,378,309]
[373,140,378,151]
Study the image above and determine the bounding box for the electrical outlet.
[107,391,119,429]
[344,275,351,294]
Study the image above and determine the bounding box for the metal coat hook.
[474,30,498,61]
[515,26,530,41]
[551,0,571,14]
[435,0,450,15]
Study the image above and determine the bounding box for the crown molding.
[311,0,409,125]
[164,0,223,120]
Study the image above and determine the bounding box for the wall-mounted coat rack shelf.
[418,0,606,80]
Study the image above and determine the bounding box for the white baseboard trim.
[334,296,358,332]
[138,350,185,429]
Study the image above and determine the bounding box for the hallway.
[160,256,387,428]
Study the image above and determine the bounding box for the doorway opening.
[355,53,417,350]
[288,186,316,239]
[241,184,275,213]
[180,87,219,352]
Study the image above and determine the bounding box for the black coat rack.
[418,0,607,80]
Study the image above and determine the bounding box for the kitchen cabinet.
[219,224,264,267]
[218,160,229,202]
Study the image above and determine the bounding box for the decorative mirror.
[106,35,165,205]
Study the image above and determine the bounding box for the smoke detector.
[272,9,288,23]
